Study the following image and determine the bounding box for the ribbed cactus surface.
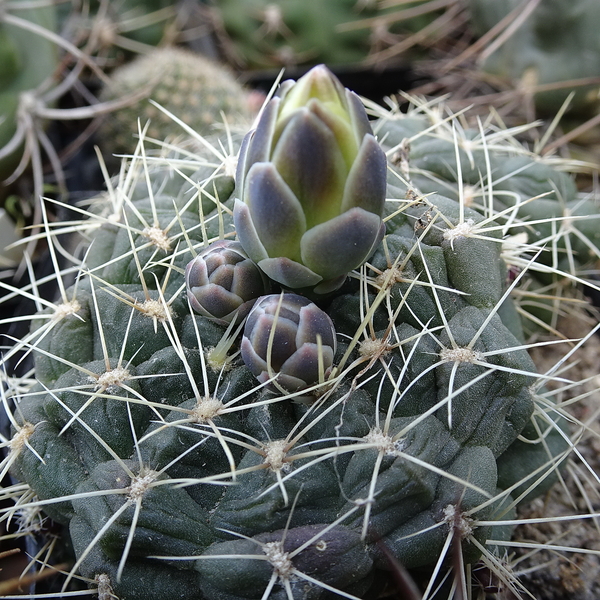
[5,71,584,600]
[375,105,600,333]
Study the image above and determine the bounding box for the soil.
[510,310,600,600]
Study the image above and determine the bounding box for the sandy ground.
[509,310,600,600]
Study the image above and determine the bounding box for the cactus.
[59,0,185,61]
[210,0,446,70]
[467,0,600,114]
[1,70,598,600]
[0,3,59,181]
[373,99,600,335]
[211,0,376,69]
[97,47,258,157]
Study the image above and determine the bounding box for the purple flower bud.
[241,293,337,393]
[185,241,270,324]
[234,65,387,295]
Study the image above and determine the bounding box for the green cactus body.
[4,89,584,598]
[375,107,600,335]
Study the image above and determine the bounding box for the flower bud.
[234,65,387,294]
[185,241,270,324]
[241,293,337,393]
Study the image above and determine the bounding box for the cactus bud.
[241,293,337,392]
[185,241,270,324]
[234,64,387,294]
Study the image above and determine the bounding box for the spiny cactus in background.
[0,0,177,262]
[0,67,598,600]
[209,0,447,70]
[467,0,600,115]
[0,3,58,182]
[58,0,185,61]
[98,47,258,158]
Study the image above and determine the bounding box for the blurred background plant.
[0,0,218,269]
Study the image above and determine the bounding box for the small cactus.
[97,47,257,157]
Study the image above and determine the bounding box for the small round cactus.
[240,293,337,393]
[185,240,270,324]
[97,47,257,156]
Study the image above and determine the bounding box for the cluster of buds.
[186,65,386,392]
